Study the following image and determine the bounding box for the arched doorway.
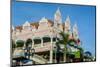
[25,39,32,48]
[33,37,41,47]
[24,39,35,59]
[43,36,51,46]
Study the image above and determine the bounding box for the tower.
[73,23,81,45]
[64,16,71,33]
[54,8,62,28]
[73,23,79,40]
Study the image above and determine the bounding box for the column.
[32,39,34,48]
[49,37,53,63]
[41,38,43,47]
[22,40,25,49]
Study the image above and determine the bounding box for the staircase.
[30,54,48,64]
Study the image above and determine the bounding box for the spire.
[73,23,79,39]
[54,8,62,27]
[73,23,81,45]
[65,16,71,30]
[56,8,61,16]
[65,16,70,23]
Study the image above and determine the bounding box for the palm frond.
[59,32,69,45]
[56,40,64,45]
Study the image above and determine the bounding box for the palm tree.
[56,31,69,62]
[55,43,61,63]
[79,47,84,61]
[68,38,84,62]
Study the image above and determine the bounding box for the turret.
[54,8,62,27]
[64,16,71,33]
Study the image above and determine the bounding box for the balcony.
[33,42,55,53]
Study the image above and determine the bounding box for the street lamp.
[23,43,35,60]
[30,48,35,57]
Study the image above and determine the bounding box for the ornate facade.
[12,8,80,64]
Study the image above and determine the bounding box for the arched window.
[43,37,50,43]
[34,39,41,44]
[26,39,32,48]
[16,40,24,47]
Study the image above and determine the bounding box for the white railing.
[33,42,56,48]
[33,44,41,47]
[31,42,56,53]
[43,42,51,46]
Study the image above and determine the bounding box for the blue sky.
[12,1,96,56]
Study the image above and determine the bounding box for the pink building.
[12,8,80,64]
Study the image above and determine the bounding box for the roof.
[15,26,22,30]
[48,19,54,26]
[30,22,39,29]
[14,19,54,30]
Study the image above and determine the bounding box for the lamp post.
[24,43,35,61]
[23,45,35,65]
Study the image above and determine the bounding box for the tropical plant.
[55,43,61,63]
[68,38,84,62]
[78,47,84,61]
[56,31,69,62]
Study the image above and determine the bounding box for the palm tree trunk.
[63,45,67,62]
